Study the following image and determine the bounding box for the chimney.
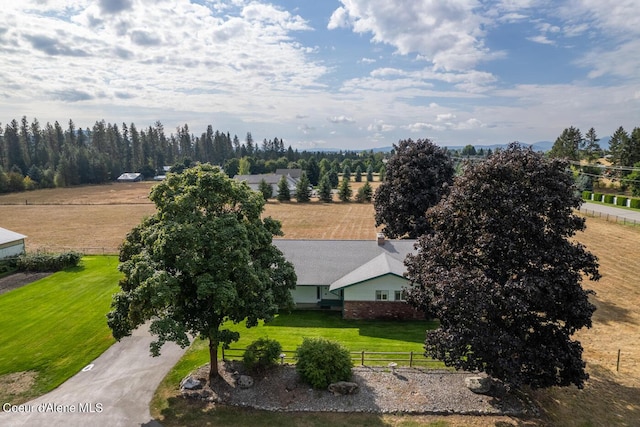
[376,232,386,246]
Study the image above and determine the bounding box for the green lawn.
[0,256,120,402]
[153,310,442,423]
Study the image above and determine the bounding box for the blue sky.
[1,0,639,150]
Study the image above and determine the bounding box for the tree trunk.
[208,338,220,385]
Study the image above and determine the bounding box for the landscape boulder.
[237,375,254,389]
[180,375,202,390]
[464,376,492,394]
[328,381,359,396]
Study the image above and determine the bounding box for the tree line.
[0,116,388,194]
[549,125,640,195]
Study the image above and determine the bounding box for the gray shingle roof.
[272,239,416,286]
[0,227,27,245]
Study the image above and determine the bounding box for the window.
[375,290,388,301]
[394,290,406,301]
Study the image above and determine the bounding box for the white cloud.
[527,35,555,45]
[328,115,356,124]
[327,6,350,29]
[367,120,395,132]
[328,0,492,72]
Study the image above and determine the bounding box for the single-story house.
[0,227,27,259]
[117,172,144,182]
[275,168,303,179]
[273,234,422,320]
[234,173,299,197]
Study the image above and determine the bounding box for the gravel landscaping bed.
[182,362,535,416]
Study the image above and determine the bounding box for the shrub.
[603,194,615,204]
[296,337,352,389]
[17,251,82,272]
[581,191,592,201]
[630,198,640,209]
[593,192,603,202]
[616,196,628,207]
[242,338,282,374]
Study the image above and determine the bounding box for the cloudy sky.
[1,0,639,150]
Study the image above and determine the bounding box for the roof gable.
[329,253,407,291]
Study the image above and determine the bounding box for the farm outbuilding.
[116,173,144,182]
[0,227,27,259]
[273,235,422,320]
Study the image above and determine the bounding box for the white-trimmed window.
[394,290,406,301]
[375,290,389,301]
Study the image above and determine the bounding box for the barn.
[273,234,422,320]
[0,227,27,259]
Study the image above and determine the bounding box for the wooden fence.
[580,208,640,227]
[221,347,441,368]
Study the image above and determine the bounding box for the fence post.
[409,351,413,367]
[361,350,365,366]
[617,349,621,372]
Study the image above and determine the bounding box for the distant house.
[234,173,298,197]
[275,168,303,180]
[117,173,144,182]
[0,227,27,259]
[273,234,422,320]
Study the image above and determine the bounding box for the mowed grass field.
[1,183,640,425]
[0,256,120,404]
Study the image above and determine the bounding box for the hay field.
[0,182,379,252]
[1,183,639,424]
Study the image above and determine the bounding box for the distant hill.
[306,137,611,155]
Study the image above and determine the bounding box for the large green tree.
[374,138,454,238]
[107,164,297,384]
[405,144,599,389]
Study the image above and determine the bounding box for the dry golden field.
[1,182,639,425]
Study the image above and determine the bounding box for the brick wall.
[343,301,425,320]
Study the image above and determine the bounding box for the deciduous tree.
[405,143,599,389]
[107,164,296,384]
[374,138,454,238]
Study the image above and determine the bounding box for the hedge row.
[17,251,82,272]
[582,192,640,209]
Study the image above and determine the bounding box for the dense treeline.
[549,125,640,195]
[0,116,388,194]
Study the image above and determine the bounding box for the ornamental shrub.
[616,196,628,207]
[242,338,282,374]
[17,251,82,272]
[581,191,592,201]
[630,198,640,209]
[593,192,603,202]
[296,337,352,389]
[603,194,615,204]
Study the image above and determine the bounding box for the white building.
[0,227,27,259]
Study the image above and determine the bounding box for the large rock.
[237,375,254,389]
[465,376,492,394]
[180,375,202,390]
[328,381,359,396]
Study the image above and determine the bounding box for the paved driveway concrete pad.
[0,324,187,427]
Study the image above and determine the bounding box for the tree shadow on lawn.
[591,296,637,325]
[529,364,640,426]
[266,311,431,344]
